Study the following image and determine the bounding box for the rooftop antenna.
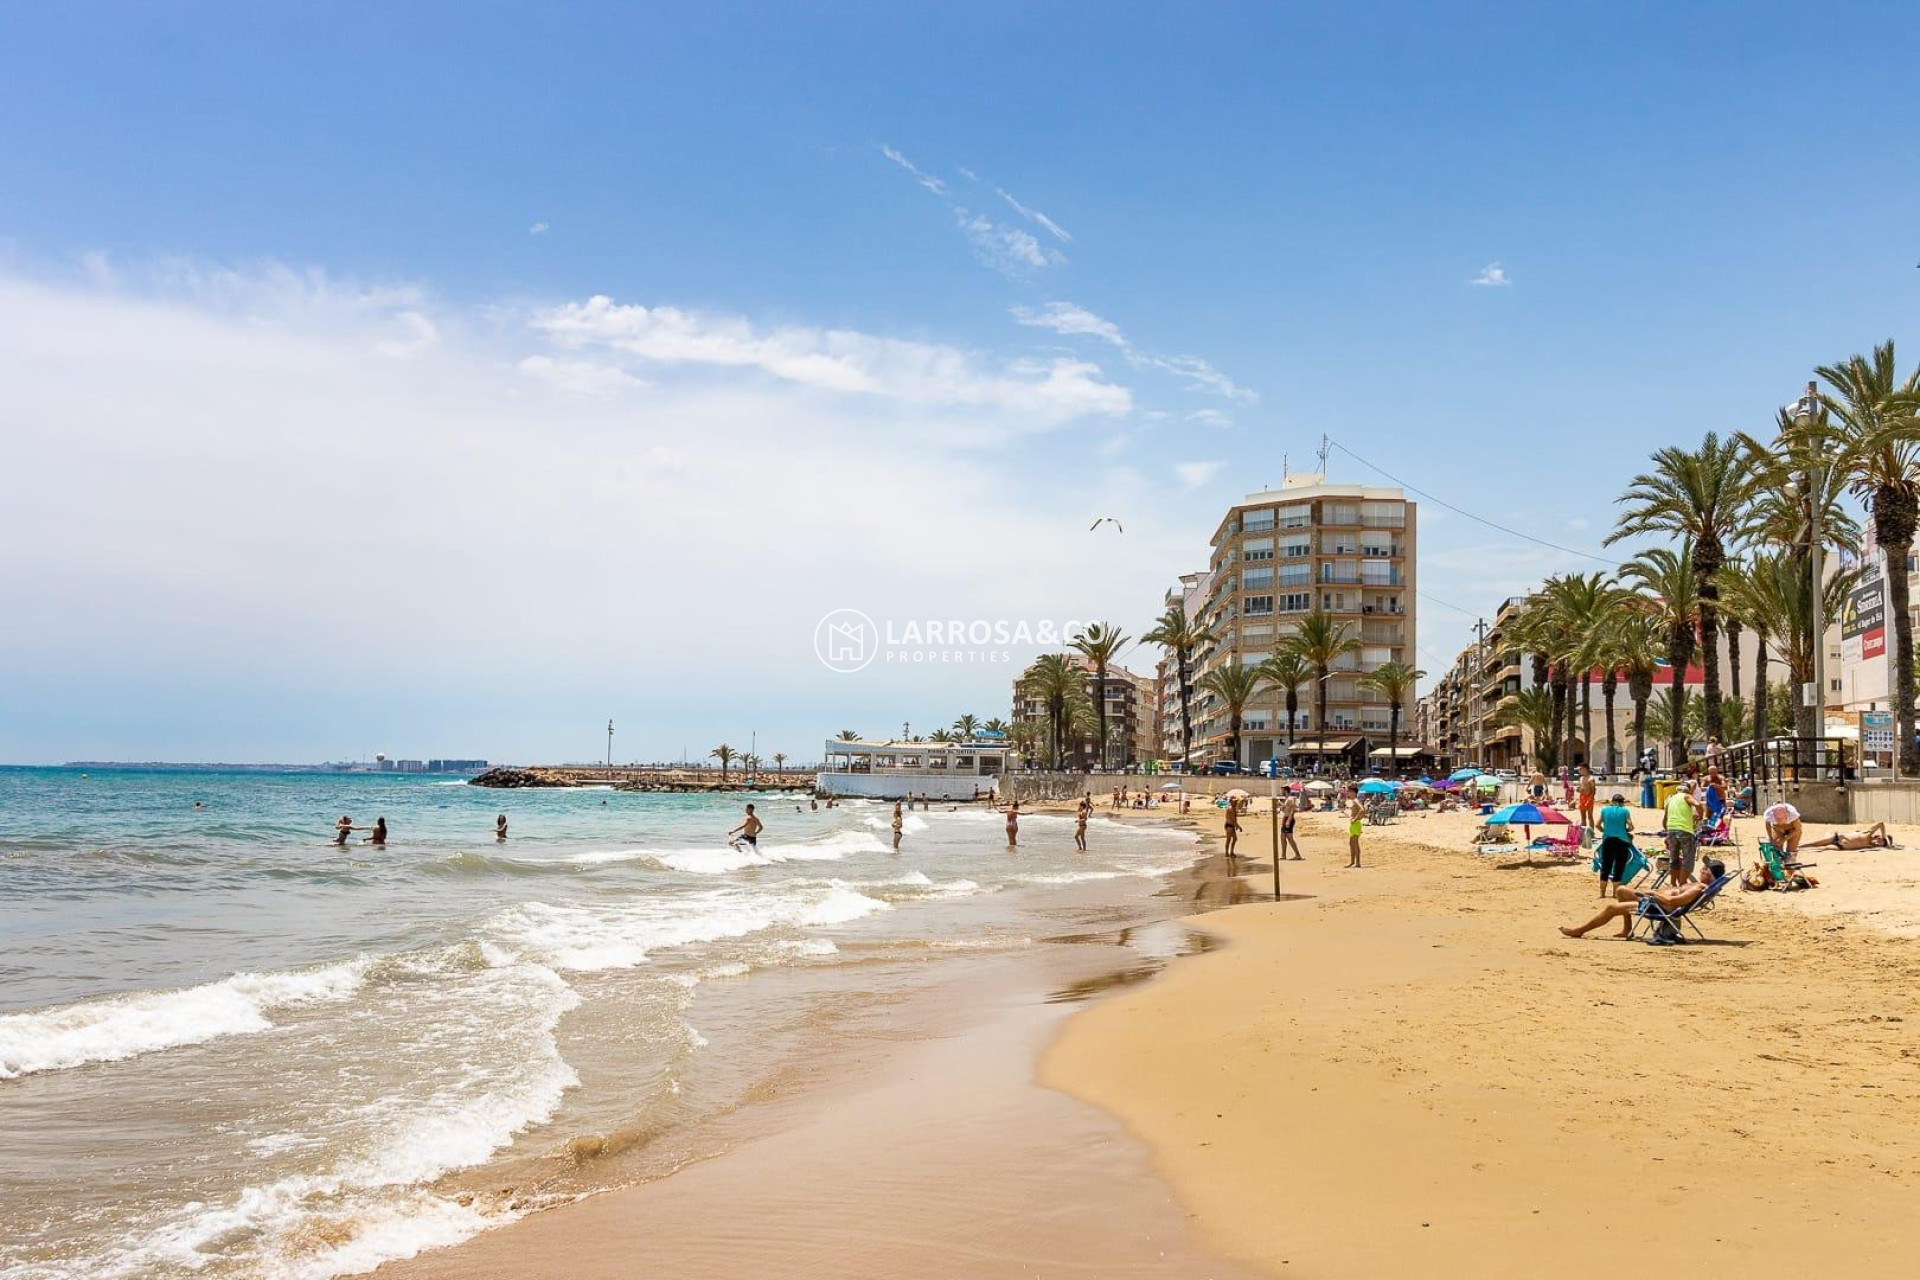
[1316,434,1331,477]
[1282,451,1289,481]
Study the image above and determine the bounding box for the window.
[1360,562,1398,585]
[1243,546,1274,562]
[1278,503,1311,528]
[1361,501,1405,527]
[1243,508,1276,532]
[1323,503,1360,525]
[1280,592,1311,613]
[1243,567,1274,590]
[1279,564,1310,586]
[1244,595,1274,616]
[1281,539,1312,559]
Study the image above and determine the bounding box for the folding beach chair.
[1629,874,1734,943]
[1696,814,1736,848]
[1757,841,1816,890]
[1590,844,1650,886]
[1531,825,1583,857]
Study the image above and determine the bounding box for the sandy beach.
[1043,795,1920,1277]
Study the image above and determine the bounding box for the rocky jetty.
[467,767,574,789]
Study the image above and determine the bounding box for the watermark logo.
[814,608,879,673]
[814,610,1088,672]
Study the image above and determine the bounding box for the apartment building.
[1012,655,1157,770]
[1185,474,1418,771]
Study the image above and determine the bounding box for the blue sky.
[2,2,1917,764]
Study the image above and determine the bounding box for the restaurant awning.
[1287,738,1363,755]
[1368,745,1429,758]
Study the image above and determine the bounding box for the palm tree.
[1645,688,1697,751]
[836,729,860,742]
[710,743,735,781]
[740,752,760,777]
[1491,688,1555,769]
[927,728,952,743]
[1357,660,1425,777]
[772,752,787,773]
[1280,610,1362,748]
[1142,605,1211,770]
[1717,557,1774,748]
[1621,544,1700,767]
[1588,608,1662,773]
[1071,621,1132,771]
[982,717,1009,735]
[1019,653,1083,769]
[1198,662,1263,769]
[1722,552,1863,740]
[952,713,980,741]
[1254,650,1312,763]
[1814,342,1920,774]
[1542,573,1615,767]
[1608,432,1755,745]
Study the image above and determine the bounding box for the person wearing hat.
[1596,792,1636,897]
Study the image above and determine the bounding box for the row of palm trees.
[832,716,1014,746]
[705,745,788,780]
[1486,339,1916,774]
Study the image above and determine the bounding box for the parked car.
[1208,760,1245,776]
[1257,759,1293,778]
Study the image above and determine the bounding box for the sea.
[0,766,1201,1279]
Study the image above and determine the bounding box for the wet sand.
[380,845,1259,1279]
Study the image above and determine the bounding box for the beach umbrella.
[1449,767,1484,782]
[1431,778,1460,791]
[1357,779,1396,796]
[1159,781,1182,791]
[1488,803,1569,825]
[1222,788,1251,801]
[1304,780,1336,792]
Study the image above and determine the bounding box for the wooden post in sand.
[1269,773,1281,901]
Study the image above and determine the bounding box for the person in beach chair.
[1808,822,1897,851]
[1557,858,1726,940]
[1695,811,1736,847]
[1749,841,1819,891]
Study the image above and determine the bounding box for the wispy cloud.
[880,143,948,196]
[529,221,550,236]
[995,187,1072,243]
[1175,460,1223,490]
[1010,301,1254,402]
[1187,408,1233,428]
[534,294,1129,429]
[1470,261,1511,287]
[516,354,646,398]
[879,144,1064,277]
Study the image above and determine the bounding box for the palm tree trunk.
[1388,704,1400,778]
[1669,654,1687,766]
[1726,620,1743,700]
[1752,631,1770,748]
[1886,526,1919,777]
[1699,584,1724,743]
[1315,665,1330,749]
[1285,690,1298,759]
[1632,693,1648,772]
[1580,677,1593,770]
[1602,672,1619,776]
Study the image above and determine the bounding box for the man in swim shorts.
[1346,788,1365,868]
[729,803,762,849]
[1762,800,1802,855]
[1811,821,1892,851]
[1558,859,1725,939]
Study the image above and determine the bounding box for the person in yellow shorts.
[1346,788,1365,868]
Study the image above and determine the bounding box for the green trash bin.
[1653,779,1681,812]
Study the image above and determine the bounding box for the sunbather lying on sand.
[1558,858,1726,939]
[1810,822,1896,851]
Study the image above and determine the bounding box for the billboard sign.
[1842,578,1887,661]
[1863,710,1895,753]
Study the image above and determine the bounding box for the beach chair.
[1590,844,1650,886]
[1530,825,1583,857]
[1629,874,1734,944]
[1697,814,1736,848]
[1757,841,1816,890]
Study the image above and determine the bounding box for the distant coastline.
[54,761,490,774]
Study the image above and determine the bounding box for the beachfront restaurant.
[1368,744,1435,776]
[1281,736,1368,775]
[816,739,1008,801]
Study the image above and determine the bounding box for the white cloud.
[374,310,439,358]
[0,264,1183,761]
[879,143,948,196]
[1010,301,1125,346]
[1470,261,1511,287]
[1009,301,1254,402]
[995,187,1072,243]
[1565,516,1590,531]
[517,354,647,398]
[957,166,979,182]
[1187,408,1233,428]
[1175,460,1223,489]
[529,221,550,236]
[879,144,1064,277]
[533,295,1129,430]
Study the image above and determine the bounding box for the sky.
[2,1,1918,765]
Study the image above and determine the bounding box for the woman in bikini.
[1003,800,1020,848]
[1280,794,1302,861]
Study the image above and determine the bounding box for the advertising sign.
[1842,578,1887,661]
[1862,710,1895,754]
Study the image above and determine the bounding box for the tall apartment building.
[1156,570,1213,764]
[1012,655,1157,770]
[1186,475,1417,771]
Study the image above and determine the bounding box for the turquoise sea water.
[0,766,1197,1278]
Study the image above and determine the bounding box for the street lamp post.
[606,719,614,769]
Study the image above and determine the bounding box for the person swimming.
[367,817,388,847]
[495,814,508,841]
[334,816,354,846]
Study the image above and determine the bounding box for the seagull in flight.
[1089,516,1124,533]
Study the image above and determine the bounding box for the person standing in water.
[368,817,388,847]
[1345,789,1365,868]
[1280,794,1302,861]
[729,803,763,850]
[494,814,508,841]
[1074,797,1089,851]
[1003,800,1020,848]
[891,801,904,851]
[1221,796,1241,858]
[333,816,354,846]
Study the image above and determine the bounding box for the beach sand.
[1043,796,1920,1277]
